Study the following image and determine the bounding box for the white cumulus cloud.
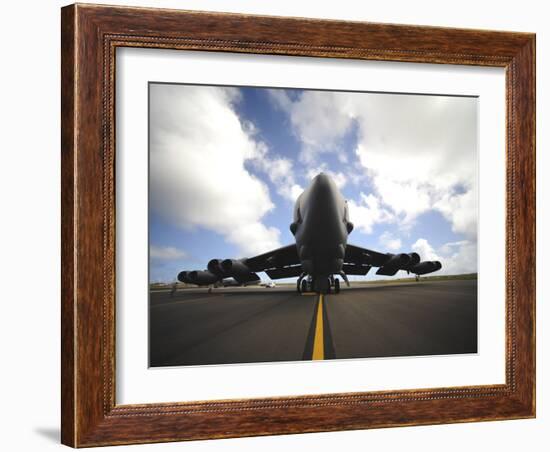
[412,238,477,275]
[270,89,478,238]
[347,193,394,235]
[149,84,282,257]
[268,89,354,163]
[411,238,440,261]
[248,143,303,202]
[379,231,402,251]
[149,245,187,260]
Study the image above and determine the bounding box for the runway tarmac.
[149,279,477,367]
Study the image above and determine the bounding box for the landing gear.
[329,276,341,294]
[301,278,309,293]
[334,278,340,294]
[297,273,306,293]
[297,275,341,294]
[325,275,340,294]
[339,271,350,288]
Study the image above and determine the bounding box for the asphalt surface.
[149,280,477,367]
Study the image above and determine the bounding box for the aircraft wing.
[345,243,442,276]
[345,244,391,267]
[182,244,301,285]
[244,244,300,274]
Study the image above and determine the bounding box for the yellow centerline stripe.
[312,294,324,360]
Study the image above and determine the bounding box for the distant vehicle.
[178,173,442,294]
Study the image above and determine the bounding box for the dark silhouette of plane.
[177,173,442,294]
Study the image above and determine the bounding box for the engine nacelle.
[187,270,220,285]
[221,259,251,277]
[207,258,225,276]
[407,252,421,267]
[386,253,411,268]
[376,253,420,276]
[177,271,193,284]
[411,261,442,275]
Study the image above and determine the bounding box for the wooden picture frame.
[61,3,535,447]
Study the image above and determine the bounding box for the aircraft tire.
[301,279,308,293]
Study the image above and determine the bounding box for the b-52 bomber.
[178,173,442,294]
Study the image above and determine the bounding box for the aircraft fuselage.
[291,173,353,293]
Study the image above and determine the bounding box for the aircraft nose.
[308,172,339,212]
[311,172,332,191]
[314,172,329,181]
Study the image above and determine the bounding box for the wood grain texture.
[60,5,76,446]
[60,3,536,447]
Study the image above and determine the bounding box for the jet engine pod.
[386,253,411,268]
[407,252,421,266]
[187,270,219,285]
[207,258,225,276]
[411,261,442,275]
[177,271,193,284]
[376,253,413,276]
[221,259,251,277]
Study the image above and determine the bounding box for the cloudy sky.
[149,83,478,283]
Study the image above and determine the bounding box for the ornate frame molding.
[61,4,535,446]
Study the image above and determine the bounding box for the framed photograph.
[61,3,535,447]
